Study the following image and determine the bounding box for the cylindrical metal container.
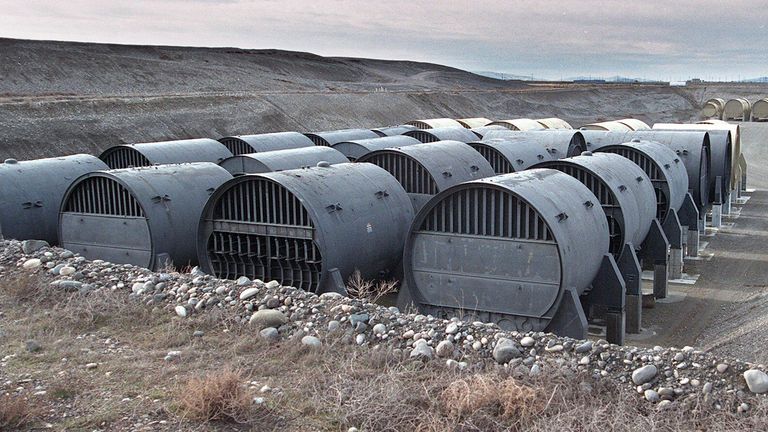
[485,119,544,131]
[219,147,348,175]
[581,121,633,131]
[470,125,509,139]
[468,138,554,174]
[652,126,732,202]
[197,163,414,293]
[616,119,651,131]
[371,125,418,137]
[357,141,496,211]
[753,98,768,121]
[481,130,587,158]
[217,132,315,155]
[535,118,573,129]
[59,163,233,270]
[701,98,725,119]
[594,140,688,221]
[580,130,711,209]
[403,168,609,331]
[456,118,493,129]
[332,136,421,161]
[723,98,752,121]
[405,118,464,129]
[0,155,109,244]
[653,122,740,193]
[535,152,656,255]
[99,138,233,169]
[303,129,381,146]
[404,127,480,143]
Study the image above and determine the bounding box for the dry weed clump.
[0,394,36,429]
[441,374,543,421]
[175,369,254,423]
[346,270,399,303]
[1,273,46,303]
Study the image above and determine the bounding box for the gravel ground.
[3,238,768,414]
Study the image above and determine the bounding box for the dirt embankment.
[0,38,699,160]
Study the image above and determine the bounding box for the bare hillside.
[0,38,699,160]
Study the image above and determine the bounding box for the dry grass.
[346,270,399,303]
[5,270,768,431]
[441,374,543,421]
[0,394,36,430]
[174,369,255,424]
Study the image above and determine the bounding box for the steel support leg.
[662,211,683,279]
[687,229,700,257]
[711,204,722,228]
[723,192,732,215]
[678,193,700,258]
[669,248,683,280]
[653,263,668,299]
[586,254,626,346]
[546,286,588,340]
[618,244,642,334]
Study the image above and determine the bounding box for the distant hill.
[472,71,538,81]
[0,38,528,96]
[742,77,768,83]
[567,75,659,83]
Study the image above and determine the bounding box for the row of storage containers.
[0,119,745,345]
[701,97,768,122]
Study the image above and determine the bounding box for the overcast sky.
[1,0,766,81]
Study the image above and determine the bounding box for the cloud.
[0,0,765,79]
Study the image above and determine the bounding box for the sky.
[1,0,766,81]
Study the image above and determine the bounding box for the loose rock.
[436,340,454,358]
[22,258,41,269]
[743,369,768,393]
[174,305,188,317]
[301,335,322,348]
[493,338,522,364]
[249,309,288,329]
[632,365,658,385]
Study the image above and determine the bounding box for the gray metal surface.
[0,154,108,244]
[455,118,492,129]
[468,138,554,173]
[197,163,414,293]
[535,118,573,129]
[99,138,233,169]
[616,119,651,131]
[404,127,481,143]
[653,128,732,203]
[405,118,464,129]
[217,132,314,155]
[401,168,609,331]
[724,98,752,121]
[534,152,656,255]
[357,140,496,211]
[701,98,725,119]
[753,99,768,121]
[331,136,421,161]
[581,121,633,132]
[594,140,688,221]
[653,122,741,193]
[219,147,348,175]
[371,125,418,137]
[481,130,587,158]
[580,130,711,209]
[60,163,232,270]
[304,129,381,146]
[469,125,509,139]
[486,119,545,131]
